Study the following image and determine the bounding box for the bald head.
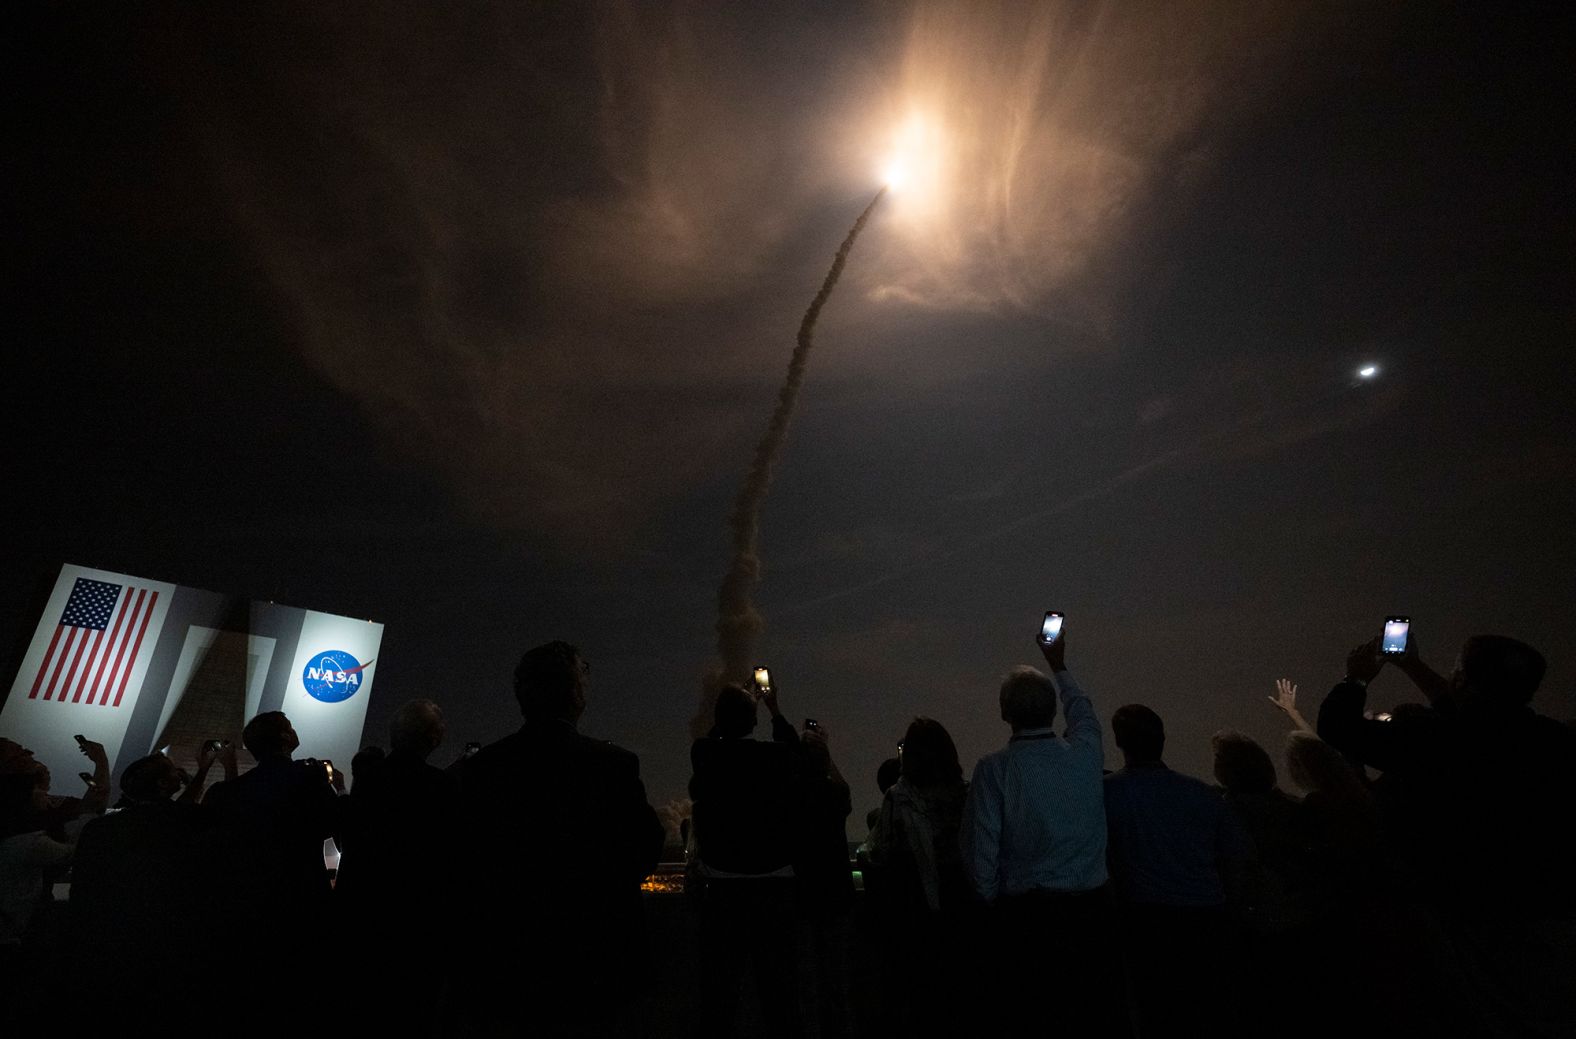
[390,699,446,758]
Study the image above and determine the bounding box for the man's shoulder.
[691,736,791,784]
[1172,769,1226,802]
[469,726,639,774]
[204,767,261,803]
[465,730,524,766]
[576,733,641,772]
[968,744,1014,784]
[391,756,460,796]
[1527,712,1576,747]
[1103,766,1157,794]
[87,801,203,840]
[77,809,125,841]
[979,742,1017,766]
[1106,766,1223,804]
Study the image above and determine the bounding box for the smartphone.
[804,718,820,733]
[1381,616,1410,657]
[752,666,772,695]
[203,739,231,753]
[1037,612,1064,645]
[463,741,482,759]
[79,771,98,789]
[74,734,88,748]
[322,760,336,784]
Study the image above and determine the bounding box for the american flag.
[28,577,159,707]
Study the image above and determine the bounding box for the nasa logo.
[301,651,373,704]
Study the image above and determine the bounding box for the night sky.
[8,2,1574,820]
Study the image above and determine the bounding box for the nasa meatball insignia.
[301,650,372,703]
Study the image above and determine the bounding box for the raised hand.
[1038,632,1068,673]
[1268,679,1299,716]
[1267,678,1314,734]
[760,681,782,719]
[1346,637,1385,684]
[76,737,108,768]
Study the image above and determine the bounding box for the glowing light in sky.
[1358,365,1378,378]
[876,112,945,211]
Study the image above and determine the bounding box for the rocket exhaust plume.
[699,189,885,729]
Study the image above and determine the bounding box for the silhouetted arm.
[1317,681,1410,772]
[77,738,110,814]
[770,712,799,744]
[803,729,852,818]
[830,772,851,819]
[202,777,232,813]
[179,741,231,805]
[761,680,795,743]
[620,755,664,882]
[300,765,344,845]
[1395,635,1454,713]
[178,761,211,805]
[961,760,1004,903]
[814,729,841,780]
[1055,670,1101,754]
[1317,639,1404,770]
[864,787,900,866]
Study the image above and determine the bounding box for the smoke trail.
[709,189,886,693]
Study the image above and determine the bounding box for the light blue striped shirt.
[961,669,1107,901]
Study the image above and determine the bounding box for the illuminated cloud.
[852,1,1336,314]
[202,1,1342,542]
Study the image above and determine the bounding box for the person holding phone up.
[960,624,1122,1038]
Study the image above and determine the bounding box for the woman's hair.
[1284,732,1369,802]
[1211,729,1277,794]
[900,717,963,789]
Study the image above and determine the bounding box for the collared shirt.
[961,669,1107,902]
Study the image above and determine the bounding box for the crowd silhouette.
[1,627,1572,1037]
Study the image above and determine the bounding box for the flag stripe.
[28,625,66,699]
[81,590,132,703]
[112,590,158,707]
[62,628,94,703]
[85,589,133,703]
[72,628,107,702]
[87,589,134,706]
[43,628,78,701]
[99,589,146,707]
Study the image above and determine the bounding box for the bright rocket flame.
[838,5,1338,312]
[1358,365,1378,379]
[876,112,945,207]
